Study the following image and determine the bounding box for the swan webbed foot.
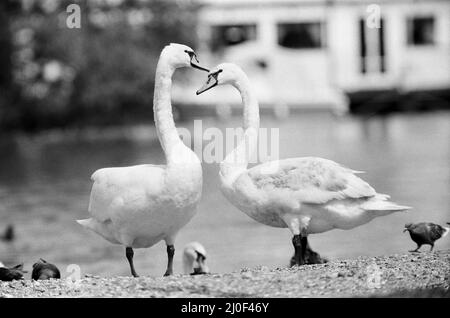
[301,236,308,262]
[126,247,139,277]
[305,246,328,265]
[290,239,328,267]
[163,245,175,277]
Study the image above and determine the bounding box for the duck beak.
[190,53,209,72]
[403,228,408,233]
[196,74,217,95]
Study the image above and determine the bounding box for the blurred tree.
[2,0,200,132]
[0,3,13,91]
[0,1,19,129]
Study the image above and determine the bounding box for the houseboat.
[172,0,450,116]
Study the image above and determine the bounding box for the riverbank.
[1,251,448,298]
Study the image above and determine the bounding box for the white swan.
[77,43,208,277]
[182,242,209,275]
[197,63,411,266]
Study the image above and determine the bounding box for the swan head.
[196,63,246,95]
[182,242,209,275]
[162,43,209,72]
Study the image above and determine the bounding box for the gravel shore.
[1,250,449,298]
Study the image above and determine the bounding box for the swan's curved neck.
[153,55,183,163]
[220,74,260,179]
[236,78,260,132]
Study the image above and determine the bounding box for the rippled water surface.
[0,111,449,276]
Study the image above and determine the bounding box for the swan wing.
[247,157,376,204]
[88,164,165,222]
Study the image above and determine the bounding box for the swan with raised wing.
[197,63,411,266]
[77,44,209,277]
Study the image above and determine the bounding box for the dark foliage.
[0,0,200,132]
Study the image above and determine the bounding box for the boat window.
[210,24,257,52]
[407,16,435,45]
[359,17,385,74]
[277,22,324,49]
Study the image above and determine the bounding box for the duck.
[183,242,209,275]
[77,43,208,277]
[0,263,26,281]
[31,259,61,280]
[404,222,449,252]
[196,63,411,266]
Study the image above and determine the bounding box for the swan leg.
[297,217,311,266]
[409,244,421,253]
[164,245,175,277]
[291,235,305,266]
[126,247,139,277]
[301,235,308,263]
[430,244,434,252]
[283,214,310,266]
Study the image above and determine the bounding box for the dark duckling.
[32,259,61,280]
[0,263,26,281]
[404,222,449,252]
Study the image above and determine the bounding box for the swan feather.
[247,157,375,204]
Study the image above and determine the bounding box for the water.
[0,111,449,277]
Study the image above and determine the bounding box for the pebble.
[0,251,448,297]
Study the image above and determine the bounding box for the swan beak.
[190,53,209,72]
[403,228,408,233]
[196,75,218,95]
[191,253,209,275]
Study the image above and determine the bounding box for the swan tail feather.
[77,218,92,228]
[76,218,120,244]
[77,218,95,230]
[442,227,450,238]
[362,195,411,214]
[375,193,391,200]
